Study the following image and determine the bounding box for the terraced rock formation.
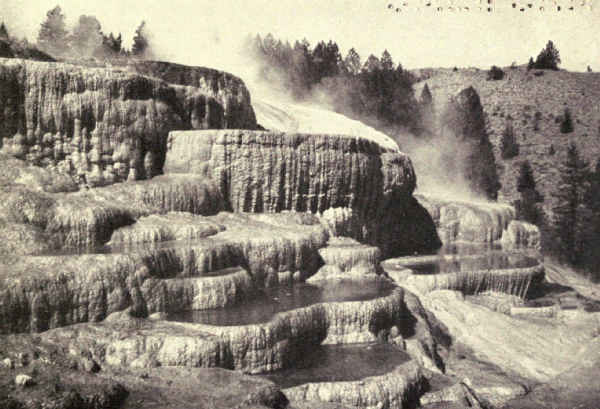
[417,193,540,249]
[0,58,257,186]
[2,57,597,409]
[165,129,441,256]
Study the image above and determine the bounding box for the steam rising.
[4,5,488,201]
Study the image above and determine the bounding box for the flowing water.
[166,279,396,326]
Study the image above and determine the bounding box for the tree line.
[243,34,424,133]
[517,144,600,280]
[35,5,151,59]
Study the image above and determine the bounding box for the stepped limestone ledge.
[165,130,441,256]
[416,193,523,245]
[0,212,329,334]
[384,253,545,299]
[38,286,406,374]
[284,360,426,409]
[0,169,224,250]
[307,237,382,282]
[500,220,541,250]
[0,58,257,187]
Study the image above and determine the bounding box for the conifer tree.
[534,40,561,70]
[381,49,394,71]
[552,143,588,264]
[500,121,519,159]
[420,83,432,106]
[132,21,149,57]
[560,107,574,134]
[516,160,543,224]
[37,6,68,56]
[0,22,8,41]
[344,48,361,76]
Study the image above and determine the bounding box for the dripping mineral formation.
[0,57,599,409]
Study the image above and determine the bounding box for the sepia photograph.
[0,0,599,408]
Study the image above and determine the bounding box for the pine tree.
[527,57,535,71]
[560,107,574,134]
[419,83,434,133]
[420,83,432,106]
[70,15,104,57]
[132,21,149,57]
[344,48,361,76]
[552,143,589,264]
[534,40,561,70]
[37,6,69,56]
[516,161,543,224]
[381,49,394,71]
[500,121,519,159]
[362,54,381,73]
[582,160,600,273]
[0,22,8,41]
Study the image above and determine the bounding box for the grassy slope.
[413,66,600,216]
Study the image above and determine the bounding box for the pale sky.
[2,0,599,72]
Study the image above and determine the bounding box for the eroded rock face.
[165,130,440,256]
[0,58,257,186]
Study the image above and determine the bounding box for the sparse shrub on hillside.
[501,122,519,159]
[549,144,555,155]
[560,108,574,134]
[511,61,517,69]
[533,40,561,70]
[487,65,505,80]
[453,66,458,72]
[516,160,544,225]
[588,65,593,73]
[534,111,542,131]
[533,71,544,77]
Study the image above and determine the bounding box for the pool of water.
[404,254,539,275]
[262,343,411,389]
[166,279,396,326]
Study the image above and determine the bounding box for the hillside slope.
[414,66,600,214]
